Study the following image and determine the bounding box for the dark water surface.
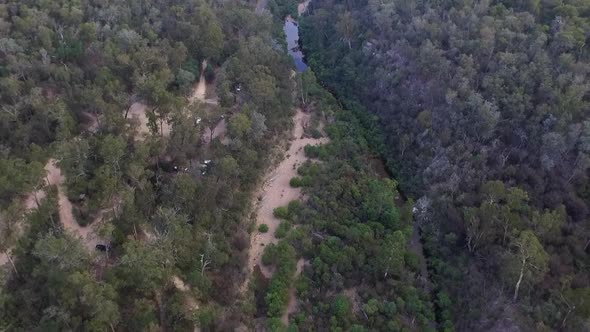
[284,16,308,72]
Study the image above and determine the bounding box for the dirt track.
[1,160,111,266]
[44,160,108,251]
[189,60,208,104]
[189,60,218,106]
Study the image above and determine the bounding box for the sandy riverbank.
[243,109,328,286]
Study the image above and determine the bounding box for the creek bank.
[244,109,328,286]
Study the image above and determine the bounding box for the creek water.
[284,16,308,72]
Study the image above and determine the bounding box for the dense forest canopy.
[2,0,590,330]
[0,0,299,330]
[301,0,590,330]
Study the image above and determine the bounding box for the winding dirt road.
[42,160,108,251]
[1,159,112,267]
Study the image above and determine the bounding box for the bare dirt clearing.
[201,118,228,145]
[126,60,217,142]
[127,102,172,140]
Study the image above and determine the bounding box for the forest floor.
[128,60,219,142]
[127,102,172,140]
[201,119,227,146]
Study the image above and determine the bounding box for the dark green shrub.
[275,221,291,238]
[258,223,269,233]
[287,200,302,215]
[204,63,215,83]
[404,251,421,271]
[262,243,277,266]
[289,176,312,188]
[311,128,322,139]
[304,145,322,158]
[290,177,303,187]
[274,206,289,219]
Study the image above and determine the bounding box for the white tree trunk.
[513,257,526,302]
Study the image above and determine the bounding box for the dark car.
[95,244,109,252]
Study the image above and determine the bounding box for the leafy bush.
[297,162,320,176]
[204,63,215,83]
[290,177,303,187]
[262,244,276,266]
[275,221,291,238]
[304,145,325,158]
[273,206,289,219]
[287,200,302,215]
[289,176,312,188]
[404,251,421,272]
[258,223,269,233]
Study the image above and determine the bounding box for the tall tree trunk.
[155,291,166,332]
[513,257,526,302]
[6,252,19,277]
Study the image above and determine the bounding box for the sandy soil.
[189,60,218,106]
[24,188,47,211]
[201,118,228,146]
[189,60,208,104]
[127,102,172,140]
[172,275,192,292]
[243,109,328,290]
[0,253,8,266]
[171,274,201,332]
[298,0,311,15]
[282,258,307,324]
